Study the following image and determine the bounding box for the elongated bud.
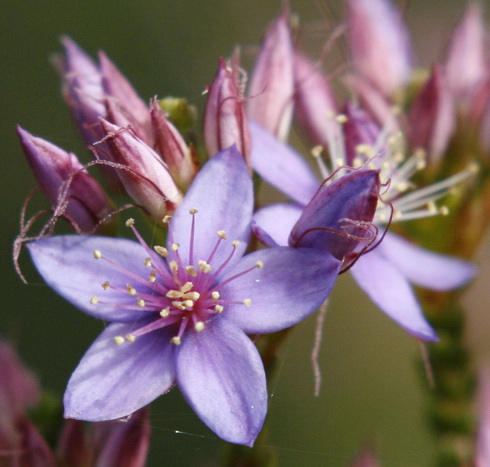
[289,170,380,262]
[408,65,455,165]
[99,51,153,144]
[150,99,197,187]
[60,36,106,145]
[98,119,182,220]
[204,58,251,166]
[248,14,294,140]
[293,51,339,149]
[17,126,112,232]
[445,3,487,100]
[346,0,411,96]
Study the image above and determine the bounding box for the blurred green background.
[1,0,480,465]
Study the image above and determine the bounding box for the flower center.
[89,211,262,346]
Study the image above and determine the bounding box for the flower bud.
[247,14,294,140]
[293,51,338,150]
[17,126,112,232]
[289,170,380,263]
[204,58,251,166]
[150,99,197,187]
[346,0,411,96]
[98,119,182,219]
[408,65,455,165]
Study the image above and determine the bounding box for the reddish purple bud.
[92,409,150,467]
[289,170,380,264]
[346,0,411,95]
[342,103,383,166]
[204,58,251,167]
[408,66,455,164]
[57,419,92,466]
[98,119,182,219]
[248,14,294,140]
[60,37,106,146]
[99,52,153,145]
[352,446,380,467]
[445,3,488,100]
[293,51,339,149]
[150,99,197,187]
[17,126,112,232]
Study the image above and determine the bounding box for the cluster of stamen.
[89,211,263,347]
[312,112,478,225]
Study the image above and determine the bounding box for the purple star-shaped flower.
[27,146,340,446]
[251,122,476,341]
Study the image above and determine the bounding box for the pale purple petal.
[378,232,476,290]
[27,236,158,322]
[176,319,266,446]
[64,322,175,421]
[250,121,319,205]
[222,247,341,333]
[253,203,303,246]
[350,251,438,341]
[169,146,252,269]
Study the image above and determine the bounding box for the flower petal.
[350,251,438,341]
[169,145,252,269]
[27,236,158,322]
[222,247,341,333]
[253,203,303,246]
[250,121,319,205]
[176,319,266,446]
[64,322,175,421]
[378,232,477,290]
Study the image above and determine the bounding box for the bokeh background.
[2,0,484,465]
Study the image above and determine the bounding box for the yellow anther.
[335,114,348,123]
[125,334,136,342]
[149,270,157,283]
[181,282,194,293]
[243,298,252,307]
[171,242,180,251]
[154,246,168,257]
[198,260,212,273]
[93,250,102,259]
[137,298,145,308]
[114,336,125,345]
[189,208,198,214]
[232,240,240,248]
[144,257,152,267]
[183,291,200,301]
[163,215,172,223]
[160,307,170,317]
[215,304,224,313]
[428,201,438,214]
[101,281,110,290]
[311,145,323,158]
[352,157,364,168]
[166,290,183,298]
[440,206,450,216]
[169,260,178,272]
[255,260,264,269]
[211,291,220,302]
[185,265,198,277]
[182,300,194,308]
[336,158,344,167]
[171,336,182,345]
[126,284,137,296]
[125,218,135,227]
[468,161,480,174]
[90,296,99,305]
[195,321,205,332]
[172,301,186,310]
[217,230,227,239]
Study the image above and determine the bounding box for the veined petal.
[377,232,477,290]
[250,121,319,205]
[169,146,252,269]
[64,322,175,421]
[176,319,266,446]
[27,236,158,322]
[350,251,438,341]
[222,247,341,333]
[253,203,303,246]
